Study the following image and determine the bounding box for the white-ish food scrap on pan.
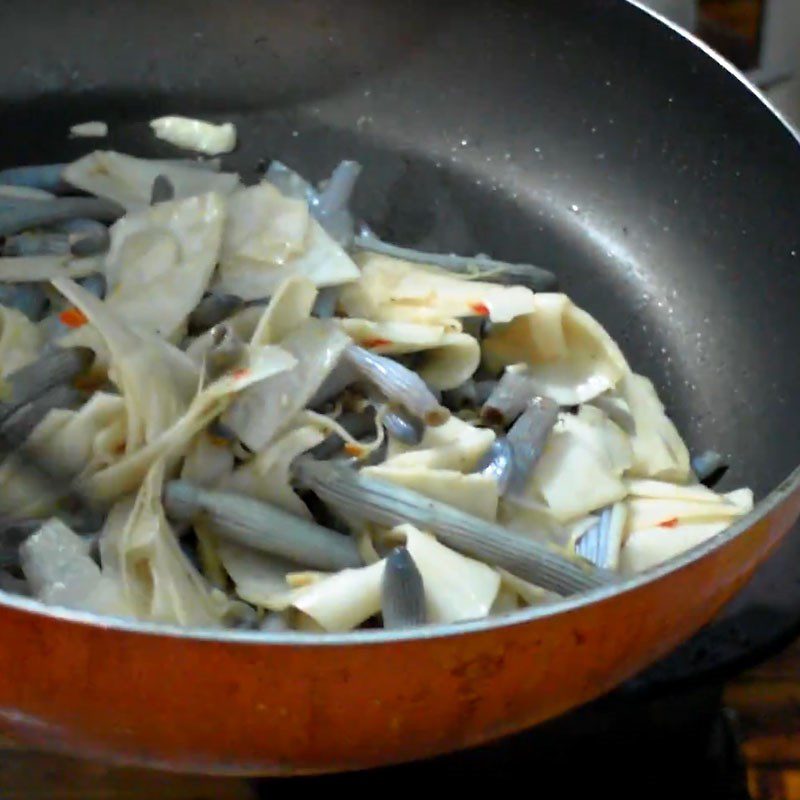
[150,116,237,155]
[69,121,108,138]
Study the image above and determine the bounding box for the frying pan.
[0,0,797,775]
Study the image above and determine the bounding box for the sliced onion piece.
[52,277,199,450]
[289,560,384,632]
[618,373,691,483]
[223,318,351,452]
[620,521,732,574]
[63,151,240,211]
[341,252,537,325]
[223,425,326,519]
[482,293,630,405]
[353,233,558,292]
[527,406,632,522]
[588,390,636,435]
[101,463,240,626]
[249,275,317,346]
[384,414,494,473]
[82,343,295,503]
[103,191,226,340]
[215,539,304,610]
[362,465,499,522]
[497,568,559,606]
[0,306,42,376]
[215,182,359,300]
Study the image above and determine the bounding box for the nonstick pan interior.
[0,0,798,680]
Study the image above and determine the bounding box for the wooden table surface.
[1,636,798,799]
[726,635,800,799]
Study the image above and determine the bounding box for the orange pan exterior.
[0,472,795,775]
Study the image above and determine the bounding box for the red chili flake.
[362,338,392,349]
[343,443,365,457]
[469,301,490,317]
[59,307,88,328]
[231,368,251,380]
[113,440,127,455]
[73,375,103,392]
[658,517,679,529]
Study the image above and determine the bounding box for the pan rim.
[0,0,798,647]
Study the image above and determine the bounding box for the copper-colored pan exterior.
[0,477,795,775]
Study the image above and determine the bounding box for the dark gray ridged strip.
[163,481,362,572]
[381,546,426,629]
[0,347,94,422]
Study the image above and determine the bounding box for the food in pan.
[0,128,752,632]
